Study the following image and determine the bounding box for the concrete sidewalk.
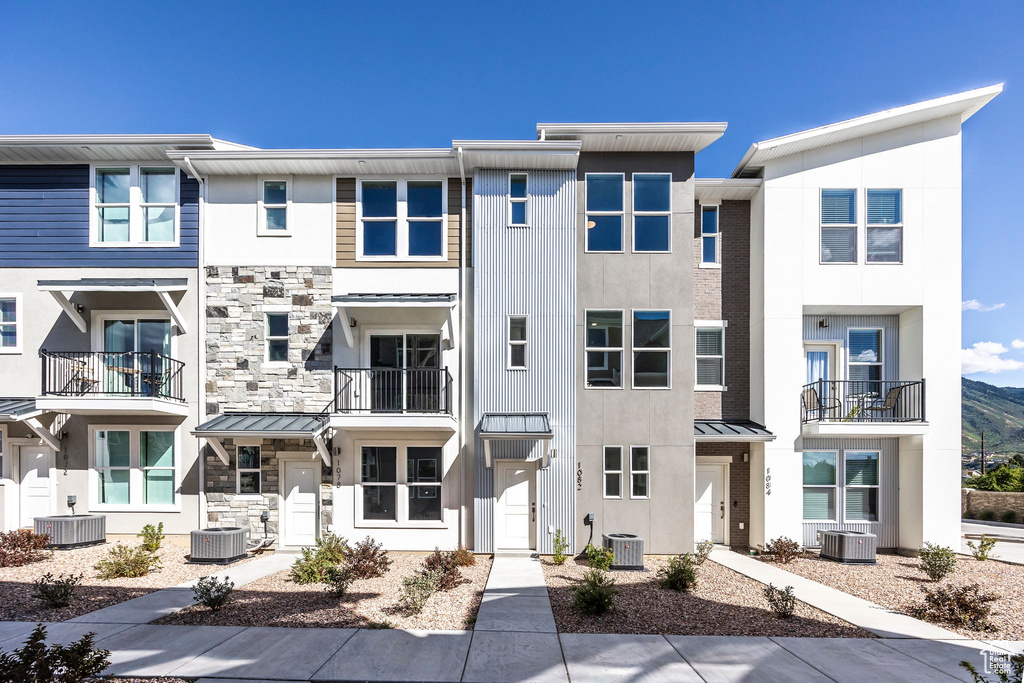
[962,520,1024,565]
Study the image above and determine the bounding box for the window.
[633,310,670,388]
[358,179,446,259]
[700,205,720,264]
[820,189,856,263]
[586,174,624,252]
[867,189,902,263]
[361,446,397,521]
[265,311,289,363]
[407,446,442,521]
[508,316,527,369]
[848,328,882,382]
[633,173,670,252]
[845,451,879,521]
[359,444,445,525]
[92,427,176,508]
[585,310,623,388]
[803,451,837,520]
[603,446,622,498]
[237,445,261,495]
[509,173,528,225]
[260,179,289,233]
[695,327,725,387]
[92,166,179,245]
[630,446,650,499]
[0,294,21,354]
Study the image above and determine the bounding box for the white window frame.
[91,310,174,354]
[629,445,650,500]
[631,309,671,389]
[847,327,884,382]
[843,450,881,523]
[802,450,838,522]
[0,293,23,354]
[88,425,180,512]
[866,188,903,265]
[236,444,262,496]
[585,173,625,254]
[699,202,721,268]
[603,445,623,499]
[355,178,448,261]
[89,164,181,247]
[585,309,624,390]
[354,441,447,528]
[257,176,291,236]
[264,305,291,367]
[632,172,672,253]
[507,314,528,370]
[508,172,529,227]
[819,188,858,265]
[694,320,727,391]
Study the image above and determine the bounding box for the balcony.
[801,379,928,437]
[330,367,454,432]
[37,350,188,416]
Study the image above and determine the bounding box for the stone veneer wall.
[962,488,1024,522]
[697,442,750,550]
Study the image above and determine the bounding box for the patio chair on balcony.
[802,385,841,421]
[864,385,903,420]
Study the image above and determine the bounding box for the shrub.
[963,464,1024,493]
[422,549,466,591]
[349,536,392,579]
[966,535,998,561]
[979,509,997,522]
[657,553,698,593]
[0,623,110,683]
[962,509,978,520]
[324,563,356,597]
[193,575,234,612]
[32,573,83,609]
[584,543,614,571]
[290,546,335,584]
[960,653,1024,683]
[452,544,477,567]
[1000,510,1018,524]
[572,569,617,616]
[398,569,441,613]
[552,529,570,566]
[918,542,958,581]
[911,583,998,631]
[366,620,394,629]
[758,536,801,564]
[315,533,351,564]
[694,539,714,566]
[94,544,161,579]
[763,583,796,619]
[137,522,164,553]
[0,530,50,568]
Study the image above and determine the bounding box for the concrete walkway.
[962,520,1024,565]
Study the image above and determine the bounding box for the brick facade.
[697,442,750,550]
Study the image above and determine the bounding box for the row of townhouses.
[0,85,999,556]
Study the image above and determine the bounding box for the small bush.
[316,533,351,564]
[398,569,441,613]
[0,530,50,568]
[694,539,714,566]
[324,563,356,597]
[0,623,111,683]
[349,536,392,579]
[584,543,614,571]
[763,583,796,619]
[452,544,477,567]
[32,573,83,609]
[758,536,801,564]
[572,569,618,616]
[137,522,164,553]
[193,575,234,612]
[1000,510,1018,524]
[366,620,394,629]
[979,509,997,522]
[918,542,958,581]
[422,549,466,591]
[290,546,335,584]
[959,653,1024,683]
[552,529,570,566]
[911,583,998,631]
[657,554,698,593]
[967,535,998,561]
[962,509,978,520]
[94,544,161,579]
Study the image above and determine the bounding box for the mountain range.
[962,377,1024,454]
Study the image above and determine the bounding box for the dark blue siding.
[0,165,199,267]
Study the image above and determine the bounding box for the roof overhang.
[453,140,581,171]
[0,398,59,450]
[0,135,221,164]
[332,294,456,349]
[536,122,727,153]
[480,412,554,469]
[192,413,332,466]
[694,420,775,442]
[168,148,459,176]
[38,278,189,334]
[732,84,1003,178]
[695,178,762,202]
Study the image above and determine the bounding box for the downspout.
[457,146,468,549]
[184,156,208,533]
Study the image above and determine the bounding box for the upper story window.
[586,174,624,252]
[259,179,289,234]
[358,179,446,260]
[0,294,21,354]
[866,189,902,263]
[509,173,528,226]
[633,310,670,388]
[700,205,720,265]
[508,315,527,369]
[633,174,671,252]
[265,310,289,363]
[92,166,180,247]
[820,189,857,264]
[848,328,882,382]
[585,310,623,388]
[695,326,725,388]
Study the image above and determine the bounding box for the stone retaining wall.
[962,488,1024,521]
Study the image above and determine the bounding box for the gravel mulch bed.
[763,550,1024,639]
[0,542,253,622]
[542,557,870,637]
[156,553,491,630]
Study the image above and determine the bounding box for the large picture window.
[92,427,176,508]
[633,310,670,388]
[585,310,623,388]
[358,179,446,260]
[866,189,902,263]
[803,450,881,523]
[586,174,624,252]
[359,444,444,525]
[802,451,837,521]
[92,166,179,246]
[820,189,857,263]
[633,173,670,252]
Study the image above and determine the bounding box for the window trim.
[843,450,881,523]
[603,445,623,499]
[631,172,672,254]
[819,188,858,265]
[257,176,292,237]
[699,203,721,268]
[802,450,838,522]
[847,327,884,383]
[631,309,671,390]
[264,305,291,367]
[507,314,528,370]
[694,320,727,391]
[89,164,181,248]
[508,172,529,227]
[629,445,650,500]
[585,309,625,390]
[236,445,262,496]
[584,172,625,254]
[354,441,447,529]
[355,177,448,262]
[866,188,904,265]
[88,425,180,512]
[0,293,23,354]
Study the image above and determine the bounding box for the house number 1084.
[765,467,771,496]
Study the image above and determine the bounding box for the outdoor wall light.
[743,452,749,462]
[819,318,828,328]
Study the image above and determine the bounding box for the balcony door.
[805,344,836,395]
[102,319,171,396]
[368,334,440,412]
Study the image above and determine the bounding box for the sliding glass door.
[368,334,440,412]
[102,319,171,396]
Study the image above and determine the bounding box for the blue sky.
[3,2,1022,384]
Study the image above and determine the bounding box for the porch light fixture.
[819,318,828,328]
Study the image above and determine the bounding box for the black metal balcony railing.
[333,367,452,415]
[40,350,186,402]
[801,379,925,424]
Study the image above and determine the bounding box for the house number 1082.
[765,467,771,496]
[576,462,583,491]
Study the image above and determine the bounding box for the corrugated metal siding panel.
[473,169,576,553]
[801,437,899,548]
[802,315,900,379]
[0,165,198,267]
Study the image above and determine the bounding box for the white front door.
[695,465,726,544]
[283,460,319,546]
[495,461,535,550]
[20,447,53,528]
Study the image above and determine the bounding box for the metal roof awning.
[480,412,554,469]
[192,413,332,466]
[0,398,60,451]
[694,420,775,442]
[332,294,457,350]
[38,278,189,334]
